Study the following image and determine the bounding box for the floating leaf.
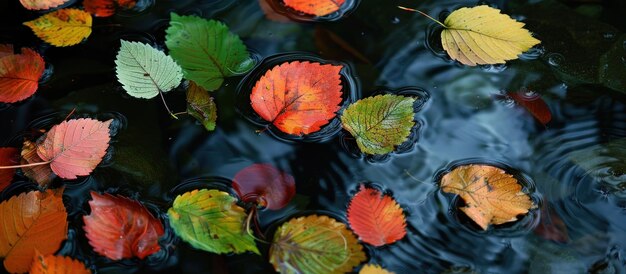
[37,118,112,179]
[507,90,552,125]
[30,252,91,274]
[270,215,366,274]
[232,163,295,210]
[168,189,259,254]
[283,0,346,16]
[360,264,395,274]
[440,164,534,230]
[186,81,217,131]
[21,140,56,187]
[347,185,407,246]
[115,40,183,99]
[84,0,137,17]
[341,94,416,155]
[0,189,68,273]
[251,61,343,135]
[165,13,253,91]
[0,45,45,103]
[0,147,19,191]
[23,9,93,47]
[20,0,70,10]
[83,192,164,260]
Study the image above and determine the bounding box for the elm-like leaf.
[23,9,93,47]
[30,252,91,274]
[186,81,217,131]
[0,45,45,103]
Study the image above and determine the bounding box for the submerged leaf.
[360,264,395,274]
[23,9,93,47]
[0,46,45,103]
[251,61,343,135]
[270,215,366,274]
[440,164,534,230]
[168,189,259,254]
[165,13,253,91]
[0,189,68,273]
[186,81,217,131]
[507,90,552,125]
[115,40,183,99]
[232,163,296,210]
[83,192,164,260]
[21,140,56,187]
[0,147,19,191]
[30,252,91,274]
[341,94,416,155]
[283,0,346,16]
[84,0,137,17]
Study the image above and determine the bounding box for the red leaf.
[83,192,164,260]
[0,45,45,103]
[83,0,137,17]
[250,61,343,135]
[508,90,552,125]
[21,140,56,187]
[347,185,407,246]
[0,147,19,191]
[36,118,112,179]
[283,0,346,16]
[232,163,296,210]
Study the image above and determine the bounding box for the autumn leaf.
[341,94,416,155]
[533,206,568,243]
[167,189,259,254]
[270,215,366,274]
[0,45,46,103]
[21,140,56,187]
[84,0,137,17]
[400,5,540,66]
[251,61,343,135]
[165,13,253,91]
[360,264,395,274]
[232,163,295,210]
[440,164,534,230]
[83,192,164,260]
[507,90,552,125]
[0,189,68,273]
[0,147,19,191]
[283,0,346,16]
[23,9,93,47]
[186,81,217,131]
[115,40,183,99]
[347,185,407,246]
[30,252,91,274]
[20,0,70,10]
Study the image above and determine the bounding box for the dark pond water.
[1,0,626,273]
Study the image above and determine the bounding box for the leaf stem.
[172,111,188,117]
[398,6,447,28]
[157,88,179,119]
[0,160,51,169]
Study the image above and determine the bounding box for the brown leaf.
[21,140,56,187]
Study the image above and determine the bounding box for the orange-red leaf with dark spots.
[30,252,91,274]
[347,185,407,246]
[250,61,343,135]
[232,163,296,210]
[0,45,45,103]
[83,0,137,17]
[283,0,346,16]
[83,192,164,260]
[508,90,552,125]
[21,140,56,187]
[0,147,19,191]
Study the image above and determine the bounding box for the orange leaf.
[283,0,346,16]
[347,185,407,246]
[20,0,70,10]
[0,189,68,273]
[440,164,534,230]
[250,61,343,135]
[36,118,112,179]
[0,147,19,191]
[83,192,164,260]
[83,0,137,17]
[21,140,56,187]
[0,45,45,103]
[30,252,91,274]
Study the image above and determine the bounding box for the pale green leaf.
[115,40,183,99]
[186,81,217,131]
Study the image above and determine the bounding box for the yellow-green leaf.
[23,9,92,47]
[270,215,366,274]
[360,264,395,274]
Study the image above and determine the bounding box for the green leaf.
[269,215,366,274]
[167,189,259,255]
[115,40,183,99]
[340,94,416,155]
[186,81,217,131]
[165,13,254,91]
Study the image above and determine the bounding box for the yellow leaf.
[439,164,534,230]
[23,9,92,47]
[360,264,395,274]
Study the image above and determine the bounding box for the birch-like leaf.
[23,9,92,47]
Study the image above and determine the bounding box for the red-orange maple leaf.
[0,45,45,103]
[83,192,164,260]
[232,163,295,210]
[347,185,407,246]
[283,0,346,16]
[83,0,137,17]
[250,61,343,135]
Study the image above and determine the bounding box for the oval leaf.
[440,164,534,230]
[30,252,91,274]
[0,189,68,273]
[83,192,164,260]
[441,5,540,66]
[36,118,112,179]
[232,163,295,210]
[21,140,56,187]
[20,0,70,10]
[23,9,93,47]
[341,94,416,155]
[167,189,259,254]
[186,81,217,131]
[283,0,346,16]
[115,40,183,99]
[347,185,407,246]
[360,264,395,274]
[84,0,137,17]
[0,147,19,191]
[507,90,552,125]
[165,13,253,91]
[0,46,46,103]
[270,215,366,274]
[251,61,343,135]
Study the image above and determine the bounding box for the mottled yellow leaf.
[23,9,92,47]
[360,264,395,274]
